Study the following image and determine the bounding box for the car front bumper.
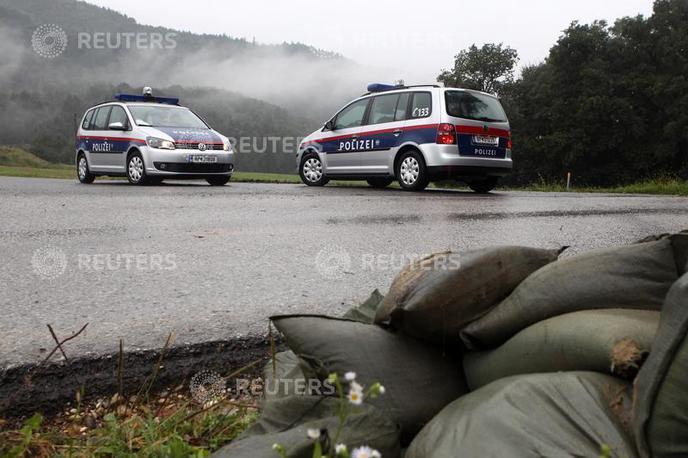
[143,147,235,176]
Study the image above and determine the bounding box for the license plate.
[473,135,500,146]
[189,155,217,163]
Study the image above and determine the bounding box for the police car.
[297,84,512,192]
[75,88,234,185]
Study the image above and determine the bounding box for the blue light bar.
[114,94,180,105]
[367,83,404,93]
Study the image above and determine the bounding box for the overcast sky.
[88,0,654,83]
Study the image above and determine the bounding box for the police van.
[297,84,512,192]
[75,88,234,185]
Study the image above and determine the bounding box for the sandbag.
[271,315,467,444]
[464,309,659,389]
[215,396,401,458]
[461,238,679,349]
[263,350,308,400]
[374,246,560,343]
[634,273,688,458]
[670,232,688,274]
[342,289,384,324]
[406,372,637,458]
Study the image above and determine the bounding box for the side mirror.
[324,120,335,131]
[108,121,126,131]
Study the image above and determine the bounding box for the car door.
[102,105,131,171]
[320,97,371,175]
[87,106,112,170]
[360,92,410,174]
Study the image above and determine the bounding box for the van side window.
[410,92,432,119]
[334,98,370,130]
[108,106,129,129]
[82,109,95,130]
[92,107,112,130]
[394,93,410,121]
[368,94,399,125]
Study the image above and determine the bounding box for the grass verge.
[523,178,688,196]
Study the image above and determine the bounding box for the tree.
[437,43,519,95]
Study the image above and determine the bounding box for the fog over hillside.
[0,0,390,169]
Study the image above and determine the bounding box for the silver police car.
[75,88,234,185]
[297,84,512,192]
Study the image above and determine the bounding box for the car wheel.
[469,177,499,194]
[366,177,394,188]
[127,152,148,185]
[396,150,429,191]
[299,153,329,186]
[76,154,95,184]
[206,176,231,186]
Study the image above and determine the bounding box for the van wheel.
[469,177,499,194]
[367,177,394,188]
[207,176,231,186]
[300,153,329,186]
[396,150,429,191]
[77,154,95,184]
[127,152,148,185]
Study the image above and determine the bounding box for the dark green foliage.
[501,0,688,186]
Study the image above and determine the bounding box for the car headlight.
[222,138,232,152]
[146,137,175,150]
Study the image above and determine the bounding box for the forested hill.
[0,0,373,170]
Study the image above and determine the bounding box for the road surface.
[1,176,688,367]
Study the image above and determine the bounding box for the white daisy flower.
[335,443,348,454]
[351,445,381,458]
[348,387,363,405]
[344,371,357,381]
[378,385,385,394]
[307,428,320,440]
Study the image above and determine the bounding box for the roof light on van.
[114,89,180,105]
[367,83,404,93]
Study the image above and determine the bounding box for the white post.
[566,172,571,191]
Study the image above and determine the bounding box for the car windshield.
[445,91,507,122]
[128,105,208,129]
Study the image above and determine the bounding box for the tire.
[299,152,329,186]
[367,177,394,188]
[76,153,95,184]
[395,150,429,191]
[206,176,231,186]
[469,177,499,194]
[126,151,148,185]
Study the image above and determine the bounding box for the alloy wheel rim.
[303,158,323,182]
[78,157,87,180]
[129,156,143,182]
[400,157,420,185]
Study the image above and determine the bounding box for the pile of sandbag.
[215,232,688,458]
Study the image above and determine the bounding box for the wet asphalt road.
[2,176,688,367]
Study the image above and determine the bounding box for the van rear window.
[445,91,507,123]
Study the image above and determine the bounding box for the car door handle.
[393,129,403,136]
[351,136,359,141]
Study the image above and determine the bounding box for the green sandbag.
[263,350,308,400]
[374,246,561,343]
[214,396,401,458]
[406,372,637,458]
[669,232,688,274]
[634,273,688,458]
[271,315,467,445]
[461,238,679,349]
[342,289,385,324]
[463,309,660,390]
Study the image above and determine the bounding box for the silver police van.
[76,88,234,185]
[297,84,512,192]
